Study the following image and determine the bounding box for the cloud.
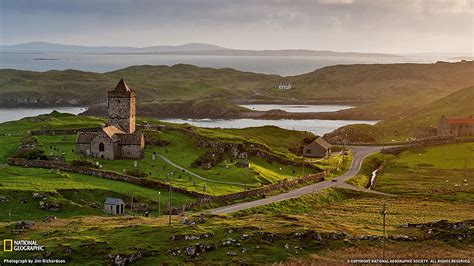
[318,0,354,4]
[0,0,472,53]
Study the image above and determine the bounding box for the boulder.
[0,195,9,203]
[14,220,35,229]
[42,216,57,223]
[185,246,197,257]
[39,201,61,211]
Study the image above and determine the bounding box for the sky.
[0,0,473,54]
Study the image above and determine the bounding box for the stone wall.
[91,132,117,160]
[8,157,326,214]
[120,144,144,159]
[76,143,90,156]
[108,96,135,133]
[381,136,457,155]
[411,135,456,147]
[31,127,100,136]
[172,172,326,213]
[7,158,207,199]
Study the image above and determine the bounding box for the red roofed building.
[437,115,474,137]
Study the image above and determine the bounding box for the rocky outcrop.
[107,252,143,266]
[191,151,224,169]
[38,201,61,211]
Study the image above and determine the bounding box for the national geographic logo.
[3,239,44,252]
[3,239,13,252]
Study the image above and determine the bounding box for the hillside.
[324,85,474,143]
[1,62,473,121]
[0,64,278,107]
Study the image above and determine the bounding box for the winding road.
[208,145,392,215]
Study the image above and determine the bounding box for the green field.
[0,166,194,222]
[232,143,474,247]
[0,137,472,264]
[0,112,345,197]
[34,130,321,195]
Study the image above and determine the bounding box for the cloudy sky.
[1,0,473,53]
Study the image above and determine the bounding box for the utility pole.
[382,203,387,260]
[327,155,330,176]
[302,158,305,177]
[465,157,468,178]
[168,172,173,225]
[158,191,161,216]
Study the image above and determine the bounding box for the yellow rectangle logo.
[4,239,13,252]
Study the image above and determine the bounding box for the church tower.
[107,79,136,133]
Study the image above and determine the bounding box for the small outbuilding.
[303,137,332,158]
[437,115,474,137]
[104,197,125,215]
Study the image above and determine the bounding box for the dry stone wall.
[8,158,326,214]
[31,127,100,136]
[7,158,207,198]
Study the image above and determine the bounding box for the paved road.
[208,146,391,215]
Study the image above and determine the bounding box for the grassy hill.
[0,112,343,196]
[274,62,474,101]
[0,64,278,107]
[1,142,472,264]
[325,85,474,143]
[1,62,472,113]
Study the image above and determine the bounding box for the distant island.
[33,58,60,60]
[1,41,400,58]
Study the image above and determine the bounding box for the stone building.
[437,115,474,137]
[104,197,125,215]
[76,79,145,160]
[303,137,332,158]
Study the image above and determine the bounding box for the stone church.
[76,79,145,160]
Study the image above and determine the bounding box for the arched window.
[99,143,105,152]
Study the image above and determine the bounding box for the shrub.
[125,169,149,178]
[15,149,48,160]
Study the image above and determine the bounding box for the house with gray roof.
[303,137,332,158]
[104,197,125,215]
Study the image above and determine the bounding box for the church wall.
[120,144,144,159]
[76,143,91,156]
[108,96,135,133]
[90,133,116,160]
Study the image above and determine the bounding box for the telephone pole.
[168,172,173,225]
[302,158,305,177]
[465,157,467,178]
[158,191,161,216]
[382,203,387,260]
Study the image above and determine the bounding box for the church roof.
[445,116,474,125]
[114,78,131,92]
[76,132,96,144]
[104,197,125,205]
[117,133,144,145]
[306,137,332,150]
[101,126,125,141]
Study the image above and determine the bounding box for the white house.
[278,82,292,90]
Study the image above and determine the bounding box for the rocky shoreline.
[80,103,381,121]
